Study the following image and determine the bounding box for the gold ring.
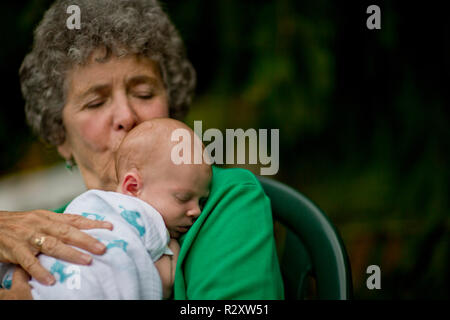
[33,236,46,248]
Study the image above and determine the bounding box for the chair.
[257,176,353,300]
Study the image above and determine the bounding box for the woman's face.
[58,52,169,190]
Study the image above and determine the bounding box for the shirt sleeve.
[52,203,69,213]
[175,168,284,299]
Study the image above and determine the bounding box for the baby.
[0,118,212,299]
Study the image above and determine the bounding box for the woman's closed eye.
[85,99,105,109]
[130,83,155,100]
[132,91,154,100]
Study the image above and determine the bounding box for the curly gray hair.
[20,0,196,146]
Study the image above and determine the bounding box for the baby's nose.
[186,206,201,218]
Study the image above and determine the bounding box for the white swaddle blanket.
[0,190,172,300]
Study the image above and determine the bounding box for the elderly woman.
[0,0,283,299]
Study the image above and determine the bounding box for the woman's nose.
[112,96,137,132]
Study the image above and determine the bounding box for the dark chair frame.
[258,176,353,299]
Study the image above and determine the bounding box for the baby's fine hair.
[114,119,196,184]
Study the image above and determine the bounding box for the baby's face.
[138,161,211,238]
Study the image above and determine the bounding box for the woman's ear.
[57,140,72,161]
[120,171,142,197]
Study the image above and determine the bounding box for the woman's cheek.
[79,113,111,152]
[138,98,169,121]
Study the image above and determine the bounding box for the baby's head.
[115,118,212,238]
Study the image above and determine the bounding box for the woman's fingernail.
[82,254,92,264]
[103,222,113,230]
[46,276,56,285]
[95,243,106,252]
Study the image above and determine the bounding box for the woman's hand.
[0,267,33,300]
[0,209,113,285]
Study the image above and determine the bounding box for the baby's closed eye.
[174,193,192,203]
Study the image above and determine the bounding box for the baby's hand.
[168,238,180,260]
[168,238,180,289]
[155,238,180,299]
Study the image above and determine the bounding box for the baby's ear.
[120,171,141,197]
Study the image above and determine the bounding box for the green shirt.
[55,166,284,299]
